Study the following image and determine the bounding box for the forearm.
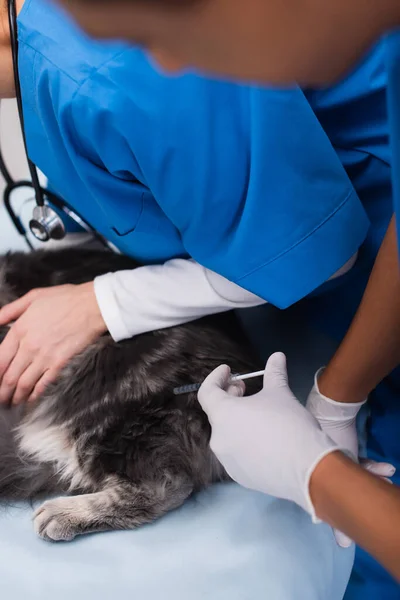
[310,452,400,581]
[94,259,266,342]
[95,251,360,342]
[319,216,400,402]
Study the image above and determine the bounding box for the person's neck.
[0,0,24,98]
[386,0,400,27]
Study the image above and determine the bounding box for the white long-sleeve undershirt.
[94,254,357,342]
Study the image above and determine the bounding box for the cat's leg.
[33,476,194,542]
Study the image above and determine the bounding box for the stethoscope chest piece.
[29,205,66,241]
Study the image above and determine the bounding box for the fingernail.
[336,533,352,548]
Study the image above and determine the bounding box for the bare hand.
[0,283,107,404]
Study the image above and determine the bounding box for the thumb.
[198,364,232,413]
[361,459,396,478]
[334,528,353,549]
[263,352,289,389]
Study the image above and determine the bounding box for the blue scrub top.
[17,0,391,309]
[386,32,400,239]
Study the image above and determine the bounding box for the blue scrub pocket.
[108,192,144,237]
[105,191,186,263]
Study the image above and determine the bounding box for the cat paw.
[33,498,80,542]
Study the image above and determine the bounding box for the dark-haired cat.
[0,249,261,542]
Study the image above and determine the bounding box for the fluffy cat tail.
[0,408,62,501]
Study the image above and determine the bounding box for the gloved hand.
[306,369,366,461]
[306,369,395,547]
[198,353,344,522]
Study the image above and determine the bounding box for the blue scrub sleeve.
[73,63,369,308]
[386,32,400,249]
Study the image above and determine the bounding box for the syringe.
[173,370,265,396]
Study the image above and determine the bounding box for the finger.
[361,459,396,478]
[0,332,20,394]
[334,528,353,548]
[226,380,246,397]
[0,348,34,404]
[197,364,232,412]
[263,352,288,388]
[0,292,36,326]
[28,370,57,403]
[12,362,47,405]
[205,364,232,390]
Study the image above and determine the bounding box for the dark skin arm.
[311,452,400,582]
[311,217,400,579]
[319,216,400,402]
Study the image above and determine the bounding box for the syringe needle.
[173,369,265,396]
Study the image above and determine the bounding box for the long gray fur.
[0,249,261,541]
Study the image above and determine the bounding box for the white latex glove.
[198,353,344,522]
[306,369,396,547]
[306,368,366,461]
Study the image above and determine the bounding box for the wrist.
[317,362,367,404]
[309,451,354,522]
[79,282,107,336]
[299,423,345,523]
[93,274,132,341]
[313,368,366,408]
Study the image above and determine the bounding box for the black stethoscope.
[1,0,112,252]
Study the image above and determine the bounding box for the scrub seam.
[17,41,128,89]
[18,41,83,85]
[235,189,358,283]
[71,50,130,99]
[67,51,132,158]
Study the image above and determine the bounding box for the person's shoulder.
[18,0,128,86]
[90,42,254,111]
